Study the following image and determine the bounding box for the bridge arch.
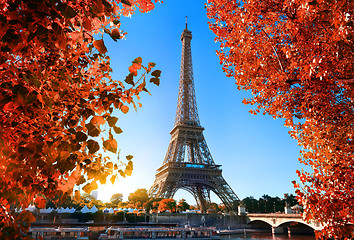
[276,220,315,229]
[276,221,315,234]
[246,213,322,233]
[247,220,272,230]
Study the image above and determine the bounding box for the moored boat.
[98,227,219,240]
[28,227,89,240]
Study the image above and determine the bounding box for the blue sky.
[96,0,303,204]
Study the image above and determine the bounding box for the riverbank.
[217,228,271,235]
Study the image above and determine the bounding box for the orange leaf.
[82,181,98,193]
[90,116,105,126]
[128,63,141,76]
[120,105,129,114]
[103,139,117,153]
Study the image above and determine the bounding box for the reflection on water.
[220,233,316,240]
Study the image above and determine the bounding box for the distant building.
[91,191,98,200]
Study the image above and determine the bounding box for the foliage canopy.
[0,0,159,237]
[207,0,353,238]
[128,188,149,204]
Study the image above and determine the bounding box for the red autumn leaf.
[111,28,120,41]
[34,196,46,209]
[93,39,108,54]
[3,102,16,112]
[82,18,92,31]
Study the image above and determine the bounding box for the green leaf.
[86,122,100,137]
[113,126,123,134]
[103,139,117,153]
[149,77,160,86]
[22,72,41,88]
[151,70,161,77]
[87,140,100,154]
[107,116,118,127]
[29,74,41,88]
[57,2,77,18]
[126,155,133,160]
[113,19,120,25]
[44,97,52,110]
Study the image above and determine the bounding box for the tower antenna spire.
[185,16,188,29]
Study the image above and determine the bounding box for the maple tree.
[110,193,123,206]
[128,188,149,204]
[207,0,353,238]
[143,197,162,213]
[176,199,190,212]
[75,193,104,209]
[157,198,176,213]
[0,0,160,238]
[208,202,220,213]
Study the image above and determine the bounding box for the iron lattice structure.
[148,23,239,212]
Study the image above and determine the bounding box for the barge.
[28,227,89,239]
[98,227,219,240]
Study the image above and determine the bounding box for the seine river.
[220,233,315,240]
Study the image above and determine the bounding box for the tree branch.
[261,29,284,73]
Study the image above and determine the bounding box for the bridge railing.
[247,213,302,218]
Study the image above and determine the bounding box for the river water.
[220,233,316,240]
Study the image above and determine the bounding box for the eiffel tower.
[148,20,239,212]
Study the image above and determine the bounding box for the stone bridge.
[246,213,323,234]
